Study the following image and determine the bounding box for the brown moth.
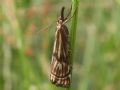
[50,6,72,88]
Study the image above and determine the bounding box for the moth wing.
[50,25,71,87]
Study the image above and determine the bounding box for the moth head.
[57,7,65,25]
[57,18,64,25]
[57,9,65,28]
[57,19,63,29]
[57,6,71,27]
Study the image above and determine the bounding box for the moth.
[50,6,72,88]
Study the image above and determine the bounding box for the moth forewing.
[50,6,72,88]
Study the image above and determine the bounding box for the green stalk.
[68,0,79,90]
[70,0,79,64]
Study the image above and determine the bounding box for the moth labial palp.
[50,6,72,88]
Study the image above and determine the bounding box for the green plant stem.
[70,0,79,64]
[68,0,79,90]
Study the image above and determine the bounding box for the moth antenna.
[37,24,51,33]
[60,7,65,21]
[64,5,72,21]
[63,5,77,24]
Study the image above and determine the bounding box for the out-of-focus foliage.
[0,0,120,90]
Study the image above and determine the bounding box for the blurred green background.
[0,0,120,90]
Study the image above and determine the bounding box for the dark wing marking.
[50,25,71,87]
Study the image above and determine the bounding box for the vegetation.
[0,0,120,90]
